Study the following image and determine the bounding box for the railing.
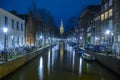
[0,46,37,61]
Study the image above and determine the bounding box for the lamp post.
[3,27,8,50]
[105,30,110,45]
[3,27,8,61]
[105,30,114,54]
[95,37,99,45]
[105,30,113,45]
[40,35,43,46]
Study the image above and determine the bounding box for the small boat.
[78,50,84,56]
[82,53,95,61]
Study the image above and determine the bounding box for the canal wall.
[81,49,120,75]
[90,52,120,75]
[0,46,49,79]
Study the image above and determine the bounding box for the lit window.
[105,11,108,19]
[101,14,104,21]
[109,9,113,17]
[109,0,113,6]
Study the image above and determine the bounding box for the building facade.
[99,0,120,45]
[100,0,114,45]
[25,14,35,46]
[80,5,100,46]
[0,8,25,50]
[94,16,101,45]
[18,13,37,47]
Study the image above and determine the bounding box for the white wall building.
[0,8,25,50]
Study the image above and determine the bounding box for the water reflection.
[48,50,51,75]
[72,50,75,71]
[79,58,82,76]
[52,48,55,67]
[39,57,43,80]
[86,63,90,71]
[2,42,119,80]
[51,45,59,70]
[60,42,64,65]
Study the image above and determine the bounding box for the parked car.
[78,50,84,56]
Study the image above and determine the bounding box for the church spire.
[60,20,64,35]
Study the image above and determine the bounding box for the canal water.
[2,42,119,80]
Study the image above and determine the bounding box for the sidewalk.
[0,44,52,79]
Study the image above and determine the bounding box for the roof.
[0,8,25,22]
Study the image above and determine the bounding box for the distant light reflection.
[86,63,90,71]
[60,42,64,65]
[39,57,43,80]
[79,58,82,76]
[52,48,55,67]
[72,50,75,71]
[48,50,51,75]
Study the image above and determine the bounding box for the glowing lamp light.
[3,27,8,33]
[95,37,99,40]
[11,35,14,39]
[111,33,114,36]
[80,37,82,40]
[105,30,110,35]
[40,35,43,39]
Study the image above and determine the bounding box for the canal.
[2,42,119,80]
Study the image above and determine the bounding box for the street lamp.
[105,30,110,35]
[3,27,8,50]
[40,35,43,39]
[95,37,99,40]
[80,37,82,40]
[95,37,99,45]
[3,27,8,61]
[105,30,113,44]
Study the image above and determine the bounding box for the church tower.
[60,20,64,35]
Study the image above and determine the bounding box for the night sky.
[0,0,101,31]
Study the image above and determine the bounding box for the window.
[101,6,104,12]
[17,22,19,30]
[21,23,23,31]
[109,9,113,17]
[109,0,113,6]
[105,3,108,10]
[105,11,108,19]
[109,20,113,29]
[101,14,104,21]
[11,19,14,29]
[5,16,8,26]
[21,37,23,44]
[17,36,19,45]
